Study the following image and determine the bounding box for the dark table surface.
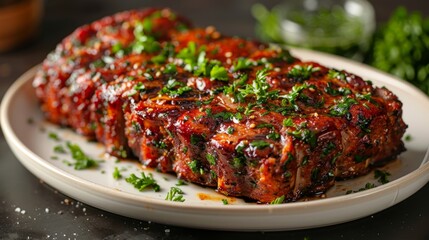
[1,1,429,239]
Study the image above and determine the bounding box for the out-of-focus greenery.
[252,5,429,96]
[367,7,429,95]
[251,4,284,43]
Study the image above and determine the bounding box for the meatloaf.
[33,8,407,203]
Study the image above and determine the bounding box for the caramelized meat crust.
[33,8,407,203]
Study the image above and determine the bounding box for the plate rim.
[2,49,429,230]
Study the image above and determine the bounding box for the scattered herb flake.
[66,142,98,170]
[165,187,185,202]
[113,167,122,180]
[270,195,285,204]
[125,172,160,192]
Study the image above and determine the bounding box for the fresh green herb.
[188,160,201,173]
[267,131,280,140]
[232,157,245,168]
[150,54,166,64]
[256,123,274,129]
[113,167,122,180]
[153,140,167,149]
[279,83,310,110]
[226,126,235,134]
[133,82,146,92]
[48,132,60,141]
[327,69,347,81]
[374,169,391,184]
[210,65,229,81]
[132,21,161,54]
[66,142,98,170]
[163,63,177,75]
[223,73,248,99]
[287,65,320,82]
[165,187,185,202]
[287,128,317,148]
[125,172,160,192]
[368,7,429,96]
[282,117,294,127]
[325,82,351,96]
[54,145,66,154]
[301,156,309,166]
[250,140,270,149]
[329,97,358,116]
[233,57,254,71]
[346,182,376,194]
[111,42,123,55]
[206,153,217,165]
[270,195,285,204]
[221,199,229,205]
[176,179,188,186]
[158,79,192,97]
[404,134,412,142]
[238,69,279,104]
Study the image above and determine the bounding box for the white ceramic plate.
[1,48,429,231]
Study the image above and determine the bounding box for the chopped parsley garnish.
[132,21,161,54]
[53,145,66,154]
[158,79,192,97]
[210,65,229,81]
[287,127,317,148]
[250,140,270,149]
[279,83,310,110]
[238,68,279,104]
[287,65,320,82]
[374,169,391,184]
[282,117,294,127]
[221,199,229,205]
[329,97,358,116]
[233,57,254,71]
[176,179,188,186]
[113,167,122,180]
[270,195,285,204]
[48,132,60,141]
[125,172,160,192]
[163,63,177,75]
[133,82,146,92]
[226,126,235,134]
[165,187,185,202]
[327,69,347,81]
[325,82,351,96]
[188,159,204,174]
[206,153,217,165]
[346,182,376,194]
[404,134,412,142]
[66,142,98,170]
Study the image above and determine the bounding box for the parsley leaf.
[66,142,98,170]
[165,187,185,202]
[270,195,285,204]
[125,172,160,192]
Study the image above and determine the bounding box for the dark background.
[1,0,429,239]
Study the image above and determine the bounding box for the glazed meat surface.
[33,8,407,203]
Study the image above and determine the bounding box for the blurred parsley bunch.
[366,7,429,95]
